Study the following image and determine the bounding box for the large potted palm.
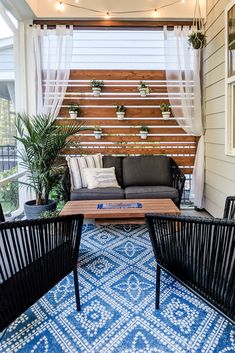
[15,113,83,219]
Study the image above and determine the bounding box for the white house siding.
[0,37,14,80]
[71,30,165,70]
[204,0,235,217]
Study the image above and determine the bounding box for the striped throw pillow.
[66,154,103,190]
[83,167,120,189]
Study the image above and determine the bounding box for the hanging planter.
[188,0,206,50]
[116,105,126,120]
[188,32,206,49]
[90,80,104,96]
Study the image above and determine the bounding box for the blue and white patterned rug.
[0,224,234,353]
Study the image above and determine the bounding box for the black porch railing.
[0,145,17,172]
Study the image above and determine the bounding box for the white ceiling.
[25,0,206,19]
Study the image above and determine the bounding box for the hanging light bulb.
[56,1,65,11]
[181,0,185,3]
[75,0,79,3]
[153,8,158,18]
[105,11,110,19]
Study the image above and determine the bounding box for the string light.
[54,0,187,17]
[56,1,65,11]
[105,12,110,19]
[153,8,158,18]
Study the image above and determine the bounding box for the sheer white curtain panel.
[33,25,73,117]
[164,25,204,208]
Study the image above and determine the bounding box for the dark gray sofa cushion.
[103,156,123,187]
[124,186,179,203]
[122,155,172,187]
[71,187,124,200]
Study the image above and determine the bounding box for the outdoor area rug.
[0,224,234,353]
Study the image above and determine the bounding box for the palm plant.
[15,113,83,206]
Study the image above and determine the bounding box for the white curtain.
[33,25,73,117]
[164,26,204,208]
[7,82,15,107]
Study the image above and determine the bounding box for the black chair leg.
[155,265,161,310]
[73,268,81,311]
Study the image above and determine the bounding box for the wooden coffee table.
[60,199,180,225]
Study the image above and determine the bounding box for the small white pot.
[140,131,148,139]
[116,112,125,120]
[92,87,101,96]
[94,131,102,139]
[69,111,78,119]
[139,88,147,97]
[161,111,170,120]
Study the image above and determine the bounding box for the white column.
[13,21,35,215]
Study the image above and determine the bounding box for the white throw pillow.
[66,154,102,190]
[83,167,120,189]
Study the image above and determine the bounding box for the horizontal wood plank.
[76,127,186,134]
[34,20,193,29]
[56,118,179,126]
[74,147,196,155]
[62,98,171,106]
[69,69,166,80]
[59,107,174,117]
[68,135,196,142]
[66,86,168,93]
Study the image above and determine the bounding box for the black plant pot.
[24,200,57,219]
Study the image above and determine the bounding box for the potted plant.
[15,113,83,219]
[139,126,149,139]
[90,80,104,96]
[68,103,80,118]
[138,81,150,96]
[116,105,126,120]
[188,31,206,49]
[94,126,102,139]
[160,103,171,120]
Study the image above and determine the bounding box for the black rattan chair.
[223,196,235,220]
[146,213,235,325]
[0,214,84,332]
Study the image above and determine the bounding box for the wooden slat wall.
[58,70,197,174]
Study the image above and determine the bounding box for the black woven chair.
[223,196,235,220]
[146,213,235,325]
[0,213,84,332]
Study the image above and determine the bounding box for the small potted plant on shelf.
[138,81,150,96]
[90,80,104,96]
[139,126,149,139]
[94,126,102,139]
[188,31,206,49]
[160,103,171,120]
[116,105,126,120]
[68,103,80,118]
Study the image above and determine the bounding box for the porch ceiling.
[25,0,206,19]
